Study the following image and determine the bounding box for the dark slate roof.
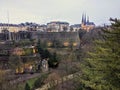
[47,21,69,25]
[86,22,95,25]
[71,24,81,28]
[0,23,19,27]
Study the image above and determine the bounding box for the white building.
[70,24,81,32]
[47,21,69,32]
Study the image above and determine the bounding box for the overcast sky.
[0,0,120,25]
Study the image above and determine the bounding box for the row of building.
[0,14,95,33]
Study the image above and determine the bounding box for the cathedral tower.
[81,13,87,25]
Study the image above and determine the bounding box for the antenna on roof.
[7,10,11,41]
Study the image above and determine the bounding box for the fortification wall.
[31,32,80,48]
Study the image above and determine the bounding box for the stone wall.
[31,31,80,48]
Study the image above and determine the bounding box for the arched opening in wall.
[63,42,69,47]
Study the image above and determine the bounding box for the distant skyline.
[0,0,120,25]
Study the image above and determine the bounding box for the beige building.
[37,25,47,32]
[47,21,69,32]
[0,24,21,33]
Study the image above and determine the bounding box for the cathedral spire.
[82,13,84,24]
[87,16,89,23]
[82,12,86,25]
[84,13,86,25]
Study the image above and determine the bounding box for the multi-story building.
[70,24,81,32]
[19,22,38,31]
[47,21,69,32]
[0,23,20,33]
[37,25,47,32]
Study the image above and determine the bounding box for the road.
[9,73,41,84]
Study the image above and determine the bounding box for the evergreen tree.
[48,52,59,68]
[79,18,120,90]
[36,39,44,59]
[43,49,51,59]
[25,83,30,90]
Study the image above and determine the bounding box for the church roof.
[86,22,95,25]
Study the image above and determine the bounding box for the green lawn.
[16,75,40,90]
[27,76,38,89]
